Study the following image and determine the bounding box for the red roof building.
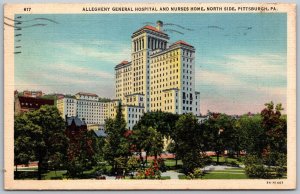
[14,96,54,115]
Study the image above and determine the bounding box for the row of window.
[128,107,144,112]
[132,51,144,58]
[128,114,142,119]
[151,51,179,62]
[151,57,178,64]
[152,63,179,70]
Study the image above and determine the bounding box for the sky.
[13,13,287,115]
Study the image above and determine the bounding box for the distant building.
[65,116,95,161]
[22,90,43,98]
[14,96,54,115]
[65,116,87,137]
[57,92,120,126]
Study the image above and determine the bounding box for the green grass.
[178,168,248,179]
[161,176,171,180]
[43,170,67,180]
[178,175,187,179]
[210,156,244,165]
[17,167,38,171]
[202,172,248,179]
[164,159,183,167]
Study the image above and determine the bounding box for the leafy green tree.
[131,126,163,166]
[14,105,68,180]
[126,157,140,176]
[243,102,287,178]
[66,129,98,177]
[148,127,164,160]
[103,103,131,174]
[261,102,287,156]
[132,111,179,166]
[134,111,179,137]
[202,113,235,164]
[235,114,265,156]
[175,113,204,173]
[14,115,43,173]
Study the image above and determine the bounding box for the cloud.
[48,63,114,79]
[196,52,287,114]
[51,41,131,64]
[42,73,93,85]
[226,53,286,78]
[195,69,242,87]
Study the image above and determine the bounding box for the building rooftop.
[76,92,98,97]
[132,25,169,38]
[119,60,129,65]
[170,40,194,48]
[94,129,107,137]
[66,116,86,127]
[115,60,131,69]
[142,25,166,34]
[17,96,54,109]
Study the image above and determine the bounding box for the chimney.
[156,20,163,31]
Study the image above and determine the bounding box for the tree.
[175,113,204,173]
[261,102,287,166]
[147,127,164,160]
[103,103,131,174]
[261,102,287,152]
[14,105,68,180]
[134,111,179,138]
[243,102,287,178]
[235,114,265,156]
[14,115,43,174]
[202,113,236,164]
[132,111,179,166]
[126,157,140,177]
[66,128,98,177]
[131,126,163,167]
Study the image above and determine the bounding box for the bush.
[186,168,204,179]
[66,159,85,178]
[230,161,239,167]
[135,160,161,179]
[237,157,243,162]
[181,153,206,174]
[245,164,271,179]
[244,155,272,178]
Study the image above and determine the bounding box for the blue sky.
[14,13,287,115]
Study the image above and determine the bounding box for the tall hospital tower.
[115,21,200,129]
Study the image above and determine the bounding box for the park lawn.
[178,168,248,179]
[43,170,67,179]
[210,156,244,165]
[164,159,183,167]
[202,172,249,179]
[160,176,171,180]
[17,167,38,171]
[209,168,245,173]
[203,168,248,179]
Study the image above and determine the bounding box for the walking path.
[161,170,184,179]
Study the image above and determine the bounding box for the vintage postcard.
[4,3,296,190]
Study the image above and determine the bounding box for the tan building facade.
[115,21,200,129]
[57,92,120,127]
